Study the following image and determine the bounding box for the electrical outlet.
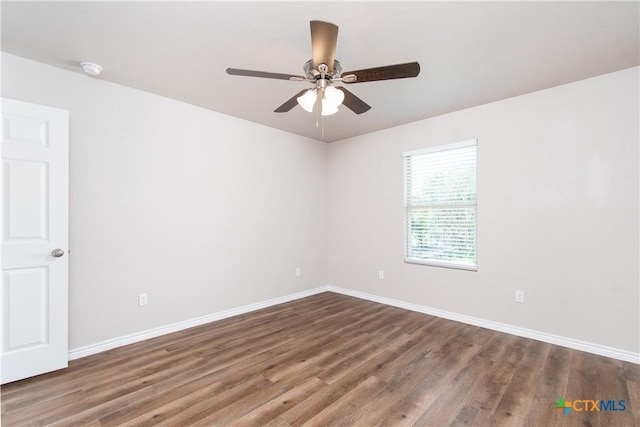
[515,290,525,303]
[138,293,148,306]
[378,270,384,280]
[295,267,301,277]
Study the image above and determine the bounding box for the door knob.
[51,248,65,258]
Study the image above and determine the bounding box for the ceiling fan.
[226,21,420,116]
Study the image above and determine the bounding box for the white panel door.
[1,98,69,384]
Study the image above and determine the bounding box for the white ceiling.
[2,1,638,142]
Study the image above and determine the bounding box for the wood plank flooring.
[1,292,638,426]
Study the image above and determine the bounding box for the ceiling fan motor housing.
[304,59,342,81]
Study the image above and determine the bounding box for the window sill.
[404,257,477,272]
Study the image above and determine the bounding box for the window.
[403,140,477,270]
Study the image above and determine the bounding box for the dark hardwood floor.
[1,292,638,426]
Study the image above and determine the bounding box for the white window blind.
[404,140,477,270]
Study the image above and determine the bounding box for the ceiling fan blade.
[274,89,309,113]
[310,20,338,73]
[336,87,371,114]
[226,68,305,81]
[342,62,420,83]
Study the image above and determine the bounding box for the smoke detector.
[80,62,102,76]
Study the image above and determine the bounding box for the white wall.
[327,67,639,354]
[3,52,638,357]
[2,53,328,350]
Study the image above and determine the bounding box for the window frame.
[403,139,478,271]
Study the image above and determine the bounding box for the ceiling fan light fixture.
[297,89,317,112]
[324,86,344,106]
[320,100,339,116]
[320,86,344,116]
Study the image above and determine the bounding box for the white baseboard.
[70,284,639,365]
[327,285,640,365]
[68,286,330,360]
